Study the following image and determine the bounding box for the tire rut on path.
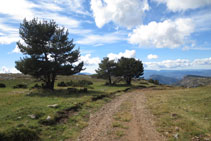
[77,90,166,141]
[77,92,131,141]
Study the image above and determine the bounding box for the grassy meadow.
[145,86,211,141]
[0,74,152,140]
[0,73,210,141]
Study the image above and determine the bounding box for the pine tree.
[96,57,117,85]
[116,57,144,85]
[15,18,84,90]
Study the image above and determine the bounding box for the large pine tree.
[15,18,84,90]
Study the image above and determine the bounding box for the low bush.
[57,81,67,87]
[0,83,6,88]
[13,84,27,89]
[58,80,93,87]
[0,127,40,141]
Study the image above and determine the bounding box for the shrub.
[58,80,93,87]
[66,81,74,86]
[0,83,6,88]
[13,84,27,89]
[0,127,40,141]
[57,81,67,87]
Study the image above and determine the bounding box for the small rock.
[174,133,179,139]
[17,116,22,119]
[164,131,169,136]
[192,136,200,141]
[171,113,178,118]
[28,114,36,119]
[46,116,51,120]
[175,126,179,131]
[47,104,59,108]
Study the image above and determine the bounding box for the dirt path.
[77,90,166,141]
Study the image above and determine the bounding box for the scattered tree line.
[96,57,144,85]
[15,18,144,89]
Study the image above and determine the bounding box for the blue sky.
[0,0,211,73]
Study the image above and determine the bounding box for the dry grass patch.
[145,86,211,141]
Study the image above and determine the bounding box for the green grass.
[0,74,145,140]
[145,86,211,141]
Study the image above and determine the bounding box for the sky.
[0,0,211,74]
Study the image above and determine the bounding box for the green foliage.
[0,83,6,88]
[15,18,84,90]
[57,81,67,87]
[116,57,144,85]
[57,80,93,87]
[78,80,93,86]
[96,57,117,85]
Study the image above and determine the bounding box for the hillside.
[149,75,179,85]
[178,75,211,88]
[144,70,211,79]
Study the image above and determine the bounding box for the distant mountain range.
[143,70,211,85]
[177,75,211,88]
[149,75,179,85]
[76,72,92,75]
[144,70,211,79]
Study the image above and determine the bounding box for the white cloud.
[154,0,211,12]
[0,22,19,44]
[39,2,63,11]
[0,34,19,44]
[191,9,211,32]
[35,12,80,29]
[54,0,90,15]
[144,57,211,70]
[81,65,98,74]
[76,32,126,45]
[183,46,211,51]
[12,45,21,54]
[147,54,158,59]
[128,18,194,48]
[145,59,191,69]
[0,0,37,20]
[107,50,136,61]
[0,0,91,45]
[90,0,149,29]
[0,66,20,73]
[79,54,101,66]
[0,23,18,33]
[192,57,211,65]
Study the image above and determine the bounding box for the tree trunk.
[44,74,56,90]
[108,75,112,85]
[50,74,56,90]
[125,77,131,85]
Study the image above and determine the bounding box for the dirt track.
[77,90,166,141]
